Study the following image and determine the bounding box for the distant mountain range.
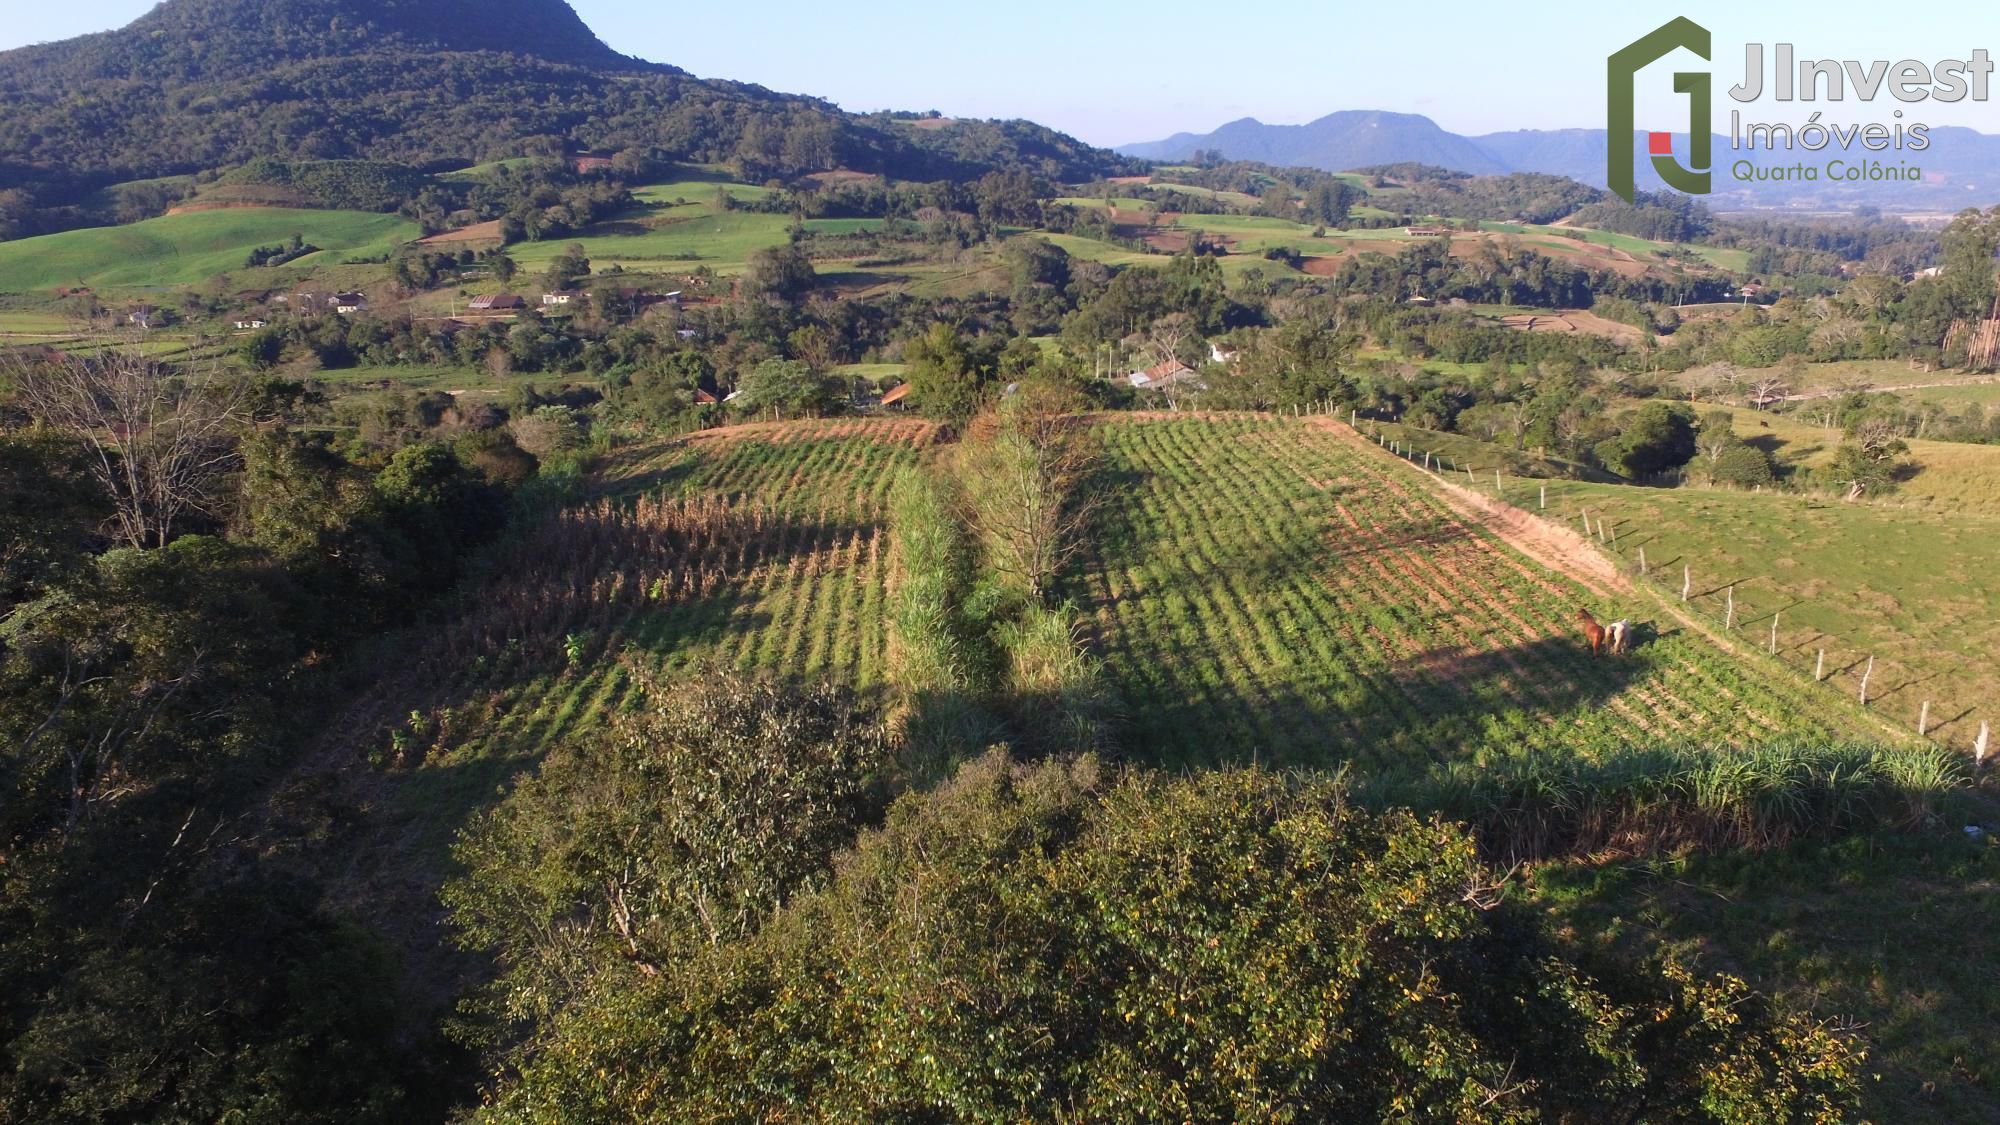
[1120,110,2000,210]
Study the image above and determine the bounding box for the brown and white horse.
[1608,619,1633,655]
[1576,609,1608,657]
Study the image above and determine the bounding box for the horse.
[1608,619,1633,655]
[1576,609,1607,657]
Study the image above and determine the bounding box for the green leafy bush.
[479,753,1864,1122]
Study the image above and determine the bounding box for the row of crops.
[346,413,1882,848]
[1076,416,1872,769]
[351,420,934,845]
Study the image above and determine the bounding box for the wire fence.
[1339,409,1992,760]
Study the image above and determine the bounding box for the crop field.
[0,207,420,292]
[1071,416,1876,770]
[328,419,935,862]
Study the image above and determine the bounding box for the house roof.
[693,389,719,404]
[880,383,912,405]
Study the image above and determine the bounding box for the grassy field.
[504,205,884,276]
[0,207,420,292]
[1532,475,2000,750]
[1533,814,2000,1122]
[1695,400,2000,515]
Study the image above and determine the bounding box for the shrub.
[444,666,888,1026]
[1711,442,1779,488]
[482,754,1864,1122]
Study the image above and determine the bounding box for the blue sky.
[6,2,1999,146]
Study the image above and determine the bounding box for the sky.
[6,1,2000,146]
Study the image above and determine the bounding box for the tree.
[483,754,1863,1121]
[542,242,590,291]
[1596,402,1699,478]
[740,243,818,307]
[1304,179,1361,226]
[489,252,519,285]
[1695,409,1739,465]
[1827,419,1910,500]
[955,384,1101,604]
[5,353,246,548]
[1712,443,1778,488]
[903,323,990,425]
[736,358,840,418]
[445,667,885,1023]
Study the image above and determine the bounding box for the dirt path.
[1308,417,1630,598]
[1777,374,2000,403]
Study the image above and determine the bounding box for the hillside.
[0,0,1135,238]
[0,206,420,290]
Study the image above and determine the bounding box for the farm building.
[233,318,268,330]
[1406,225,1453,238]
[469,294,525,311]
[333,292,368,314]
[694,388,720,405]
[541,291,581,307]
[1128,360,1202,391]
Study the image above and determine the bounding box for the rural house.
[879,383,912,409]
[333,292,368,314]
[1128,359,1202,391]
[541,291,581,307]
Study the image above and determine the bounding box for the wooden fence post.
[1682,565,1691,602]
[1977,722,1990,768]
[1918,700,1930,737]
[1495,469,1503,492]
[1769,612,1779,654]
[1539,484,1546,510]
[1815,649,1825,681]
[1639,546,1647,575]
[1725,585,1735,631]
[1860,655,1874,705]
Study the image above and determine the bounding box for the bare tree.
[6,352,245,548]
[1746,377,1790,410]
[956,388,1102,604]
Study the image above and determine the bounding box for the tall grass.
[992,602,1115,757]
[887,472,1002,772]
[1360,741,1969,863]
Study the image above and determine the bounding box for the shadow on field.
[1111,632,1660,772]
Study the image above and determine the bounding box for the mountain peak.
[11,0,649,80]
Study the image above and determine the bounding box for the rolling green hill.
[0,207,419,291]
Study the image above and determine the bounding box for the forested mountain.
[0,0,1136,238]
[1121,111,1510,175]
